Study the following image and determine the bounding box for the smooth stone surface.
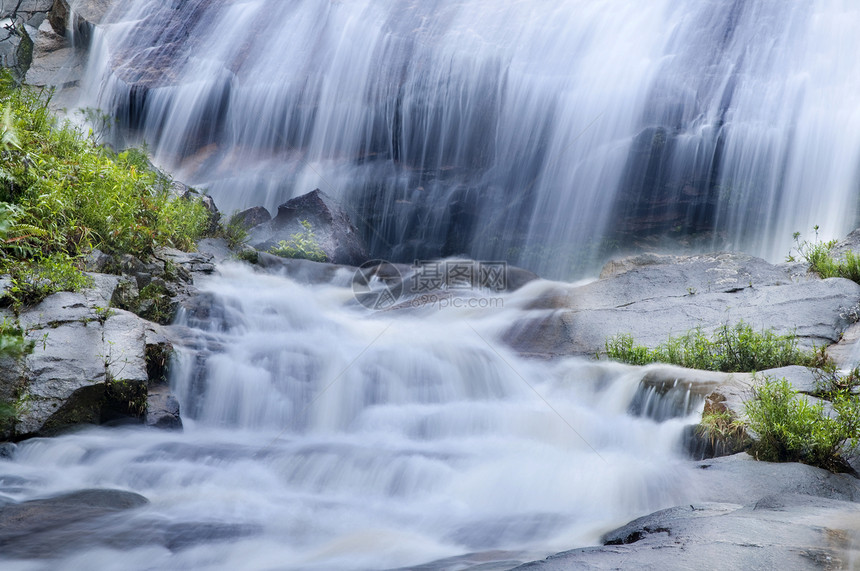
[505,252,860,358]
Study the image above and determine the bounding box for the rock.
[7,276,161,437]
[0,18,33,79]
[83,248,113,273]
[145,384,181,430]
[515,454,860,570]
[0,488,149,558]
[48,0,67,34]
[25,16,82,89]
[231,206,271,230]
[599,253,682,279]
[827,321,860,368]
[249,189,369,266]
[505,252,860,358]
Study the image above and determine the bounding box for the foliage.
[268,220,326,262]
[0,70,212,308]
[0,317,32,361]
[788,226,860,283]
[3,253,93,308]
[0,71,210,260]
[695,409,750,456]
[221,212,250,249]
[604,322,829,373]
[745,376,860,472]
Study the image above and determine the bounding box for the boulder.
[0,19,33,79]
[0,488,149,558]
[505,252,860,358]
[249,189,369,266]
[1,268,192,439]
[515,454,860,570]
[231,206,271,230]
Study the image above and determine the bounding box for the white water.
[75,0,860,277]
[0,265,700,569]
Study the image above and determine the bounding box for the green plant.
[0,317,33,360]
[268,220,326,262]
[221,212,250,249]
[0,71,211,263]
[604,322,828,373]
[789,226,860,283]
[745,376,860,472]
[696,409,750,455]
[4,253,92,308]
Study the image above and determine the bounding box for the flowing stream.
[0,265,701,569]
[78,0,860,277]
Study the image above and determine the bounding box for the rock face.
[505,252,860,358]
[0,274,166,438]
[249,189,370,266]
[0,239,226,439]
[515,454,860,570]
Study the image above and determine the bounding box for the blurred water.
[0,264,700,569]
[74,0,860,277]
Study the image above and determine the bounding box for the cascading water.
[0,265,702,569]
[75,0,860,278]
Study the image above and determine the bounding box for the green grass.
[0,70,211,307]
[745,375,860,472]
[268,220,326,262]
[604,322,829,373]
[789,226,860,283]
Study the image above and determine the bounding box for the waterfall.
[73,0,860,278]
[0,265,702,569]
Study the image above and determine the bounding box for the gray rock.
[250,189,369,266]
[25,16,82,89]
[103,309,148,383]
[0,488,149,558]
[505,252,860,358]
[231,206,271,230]
[145,384,181,430]
[516,455,860,570]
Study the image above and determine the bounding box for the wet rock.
[516,454,860,570]
[145,384,181,430]
[0,488,149,558]
[250,189,369,266]
[230,206,271,232]
[506,252,860,358]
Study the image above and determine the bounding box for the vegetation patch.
[695,409,750,456]
[604,322,829,372]
[268,220,326,262]
[745,375,860,473]
[0,71,211,308]
[788,226,860,283]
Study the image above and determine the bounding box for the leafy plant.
[604,322,829,373]
[745,376,860,472]
[268,220,326,262]
[0,70,211,265]
[695,409,750,457]
[0,317,33,360]
[4,253,92,308]
[221,212,250,249]
[789,226,860,283]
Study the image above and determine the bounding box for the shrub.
[789,226,860,283]
[268,220,326,262]
[604,322,828,372]
[3,253,93,308]
[744,376,860,472]
[221,212,250,249]
[0,70,211,267]
[0,317,32,360]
